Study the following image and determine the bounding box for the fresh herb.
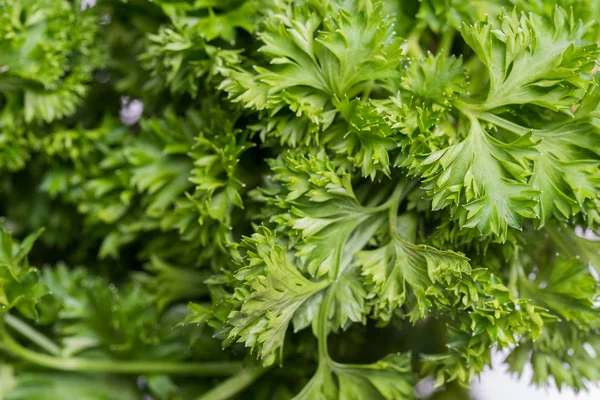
[1,0,600,399]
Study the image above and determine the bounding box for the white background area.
[472,351,600,400]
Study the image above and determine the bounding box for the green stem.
[362,181,395,210]
[545,222,582,261]
[364,180,415,215]
[360,80,374,101]
[0,328,242,376]
[388,196,401,235]
[316,288,336,363]
[453,98,531,136]
[0,76,42,91]
[363,201,396,214]
[405,24,425,59]
[477,112,531,136]
[318,237,343,362]
[387,180,417,234]
[508,248,522,296]
[4,314,61,356]
[438,29,455,56]
[197,367,268,400]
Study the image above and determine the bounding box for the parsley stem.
[454,98,531,135]
[405,24,425,59]
[387,181,415,233]
[0,328,242,376]
[544,222,582,261]
[363,180,415,214]
[316,288,336,363]
[438,29,455,56]
[196,366,267,400]
[4,314,61,356]
[474,112,531,136]
[508,248,522,296]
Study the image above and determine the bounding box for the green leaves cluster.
[0,227,53,321]
[0,0,600,399]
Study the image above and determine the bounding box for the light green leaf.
[226,228,329,365]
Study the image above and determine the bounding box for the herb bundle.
[1,0,600,399]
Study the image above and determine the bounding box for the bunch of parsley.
[1,0,600,399]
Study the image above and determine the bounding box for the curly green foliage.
[141,25,242,96]
[40,264,193,360]
[224,228,330,366]
[222,0,403,118]
[152,0,266,42]
[36,105,251,261]
[0,0,105,125]
[0,0,105,175]
[204,151,548,395]
[418,117,539,238]
[0,366,139,400]
[36,115,195,259]
[417,0,600,39]
[0,127,34,171]
[356,233,472,323]
[421,272,547,385]
[220,0,405,175]
[0,226,54,321]
[462,8,597,111]
[1,0,600,399]
[506,324,600,391]
[182,102,255,251]
[296,353,414,400]
[397,7,600,241]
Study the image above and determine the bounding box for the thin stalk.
[316,288,336,363]
[438,29,455,56]
[0,328,242,376]
[388,188,401,234]
[545,222,582,261]
[360,80,374,100]
[387,180,417,234]
[362,181,395,210]
[197,367,268,400]
[405,24,425,59]
[4,314,61,356]
[508,249,521,296]
[363,198,399,213]
[363,180,415,214]
[453,98,531,136]
[475,112,531,136]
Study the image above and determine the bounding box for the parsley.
[0,0,599,399]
